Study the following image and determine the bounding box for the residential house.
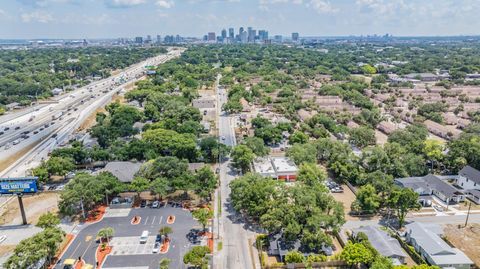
[424,120,461,140]
[239,97,251,112]
[268,233,333,262]
[395,174,465,204]
[377,121,398,135]
[456,165,480,190]
[353,226,407,265]
[405,222,473,269]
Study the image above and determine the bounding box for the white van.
[140,230,149,244]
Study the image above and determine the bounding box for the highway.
[0,48,184,178]
[214,74,260,269]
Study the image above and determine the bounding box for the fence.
[265,260,349,269]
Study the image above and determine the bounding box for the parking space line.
[144,216,149,225]
[159,216,163,225]
[151,216,156,225]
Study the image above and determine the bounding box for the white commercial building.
[253,157,298,182]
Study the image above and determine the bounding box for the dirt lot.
[444,223,480,266]
[0,192,59,226]
[331,184,357,220]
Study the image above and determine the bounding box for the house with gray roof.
[395,174,465,204]
[353,226,407,265]
[101,161,143,183]
[405,222,473,269]
[456,165,480,191]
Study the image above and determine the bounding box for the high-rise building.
[240,31,248,43]
[207,32,216,42]
[239,27,244,36]
[274,35,283,43]
[247,27,254,43]
[228,28,234,39]
[258,30,268,41]
[135,36,143,44]
[292,32,299,42]
[156,35,162,43]
[221,29,227,40]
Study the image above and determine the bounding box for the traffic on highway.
[0,48,183,178]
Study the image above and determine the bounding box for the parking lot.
[56,205,203,269]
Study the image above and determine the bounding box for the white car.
[151,201,159,208]
[152,242,160,253]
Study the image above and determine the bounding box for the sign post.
[0,177,38,225]
[17,193,27,225]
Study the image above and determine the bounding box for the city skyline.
[1,0,480,39]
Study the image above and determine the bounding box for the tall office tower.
[258,30,268,41]
[252,30,257,42]
[274,35,283,43]
[156,35,161,43]
[229,28,234,39]
[239,27,244,36]
[241,31,248,43]
[146,35,152,42]
[135,36,143,44]
[207,32,216,42]
[292,32,299,42]
[221,29,227,39]
[247,27,253,42]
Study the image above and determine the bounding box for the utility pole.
[464,201,472,228]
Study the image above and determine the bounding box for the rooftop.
[354,226,406,259]
[459,165,480,184]
[102,161,142,183]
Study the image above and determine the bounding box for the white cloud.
[308,0,336,13]
[156,0,174,8]
[21,10,54,23]
[259,0,336,13]
[105,0,146,7]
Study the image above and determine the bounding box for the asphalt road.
[214,75,259,269]
[56,206,200,269]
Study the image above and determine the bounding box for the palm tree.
[158,226,173,242]
[97,227,115,245]
[159,258,171,269]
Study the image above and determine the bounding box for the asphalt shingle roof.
[459,165,480,184]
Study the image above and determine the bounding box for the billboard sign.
[0,177,38,194]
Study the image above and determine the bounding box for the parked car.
[140,200,147,208]
[151,201,159,208]
[152,242,160,253]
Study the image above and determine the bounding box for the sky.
[0,0,480,39]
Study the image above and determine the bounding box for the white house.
[456,165,480,190]
[405,222,473,269]
[253,157,298,182]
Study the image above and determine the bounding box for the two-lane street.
[214,75,259,269]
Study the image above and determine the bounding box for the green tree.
[130,176,150,197]
[97,227,115,244]
[159,258,171,269]
[285,250,305,264]
[370,256,394,269]
[355,184,381,214]
[150,178,169,200]
[340,242,375,267]
[192,208,213,231]
[349,127,376,148]
[242,137,269,157]
[423,139,444,171]
[193,166,217,201]
[36,212,60,229]
[388,188,421,227]
[31,166,49,184]
[297,163,327,186]
[183,246,211,269]
[289,131,309,144]
[45,157,75,178]
[286,143,317,165]
[231,145,255,173]
[159,226,173,241]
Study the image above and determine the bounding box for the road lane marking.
[159,216,163,224]
[70,240,83,258]
[85,235,92,242]
[144,216,149,225]
[151,216,156,225]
